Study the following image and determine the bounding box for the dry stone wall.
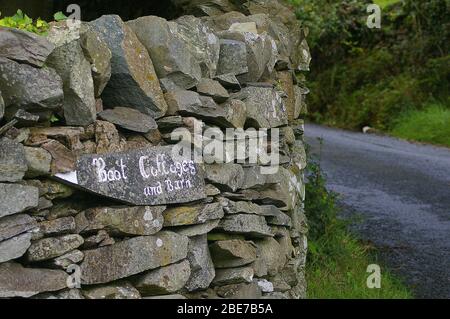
[0,0,310,299]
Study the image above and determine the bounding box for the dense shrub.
[288,0,449,131]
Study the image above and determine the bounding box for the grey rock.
[0,183,39,218]
[0,262,68,298]
[252,237,286,277]
[166,90,245,128]
[213,266,254,286]
[269,273,292,293]
[209,239,257,268]
[185,234,215,291]
[0,27,54,67]
[216,214,273,238]
[292,139,307,170]
[33,196,53,213]
[75,206,165,236]
[144,294,187,299]
[48,249,84,270]
[0,214,37,241]
[26,234,84,262]
[13,109,40,124]
[156,115,184,132]
[24,147,52,178]
[26,126,85,149]
[35,288,85,299]
[294,85,308,118]
[0,57,63,116]
[223,200,252,215]
[203,12,250,31]
[166,90,202,115]
[214,73,241,90]
[0,232,32,263]
[80,24,112,97]
[37,217,76,236]
[242,86,288,128]
[42,140,76,175]
[266,211,292,227]
[163,202,224,227]
[82,230,115,249]
[133,259,191,296]
[277,70,295,121]
[228,21,258,33]
[223,200,283,218]
[173,219,221,237]
[98,107,158,133]
[4,127,30,143]
[205,163,244,192]
[255,279,274,293]
[220,99,247,128]
[0,138,28,182]
[205,184,221,196]
[91,120,123,154]
[90,15,167,118]
[216,282,262,299]
[175,15,220,78]
[159,77,182,93]
[46,24,96,126]
[196,78,230,103]
[220,31,277,83]
[256,167,302,210]
[40,179,74,200]
[82,282,141,299]
[127,16,201,89]
[217,39,248,76]
[0,91,4,120]
[80,232,189,285]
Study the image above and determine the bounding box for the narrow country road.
[305,123,450,299]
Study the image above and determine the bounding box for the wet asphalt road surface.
[305,123,450,298]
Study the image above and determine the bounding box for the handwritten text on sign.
[60,146,206,205]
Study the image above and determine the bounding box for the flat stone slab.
[80,232,189,285]
[0,27,54,67]
[0,137,28,182]
[0,183,39,218]
[133,259,191,296]
[0,233,32,263]
[56,145,206,206]
[0,214,37,241]
[0,262,68,298]
[98,107,158,133]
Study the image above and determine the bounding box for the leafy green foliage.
[374,0,400,9]
[53,11,68,22]
[305,146,411,298]
[289,0,449,135]
[0,9,49,35]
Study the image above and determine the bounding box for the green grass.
[390,103,450,147]
[305,156,412,299]
[307,233,412,299]
[374,0,401,8]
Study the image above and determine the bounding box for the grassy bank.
[390,103,450,147]
[305,157,411,299]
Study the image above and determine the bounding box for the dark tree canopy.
[0,0,182,21]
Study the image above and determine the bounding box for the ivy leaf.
[53,11,67,22]
[50,114,60,123]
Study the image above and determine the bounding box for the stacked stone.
[0,0,310,299]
